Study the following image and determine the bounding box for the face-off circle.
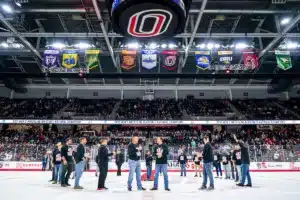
[111,0,187,39]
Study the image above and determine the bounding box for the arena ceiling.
[0,0,300,89]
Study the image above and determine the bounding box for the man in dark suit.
[97,138,115,190]
[115,148,125,176]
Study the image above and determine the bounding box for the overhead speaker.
[106,0,191,39]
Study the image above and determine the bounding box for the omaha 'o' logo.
[127,9,173,37]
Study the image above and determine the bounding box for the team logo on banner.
[141,50,157,69]
[85,50,100,70]
[121,50,136,70]
[243,51,259,70]
[127,10,173,37]
[161,50,178,71]
[275,50,292,70]
[62,50,78,69]
[218,50,233,65]
[42,49,59,69]
[195,51,211,70]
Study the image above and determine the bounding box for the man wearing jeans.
[151,137,170,191]
[52,142,62,184]
[200,136,214,190]
[127,136,146,191]
[74,137,87,189]
[232,145,242,183]
[178,152,187,177]
[60,138,74,187]
[234,134,252,187]
[145,150,153,181]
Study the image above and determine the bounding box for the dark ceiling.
[0,0,300,87]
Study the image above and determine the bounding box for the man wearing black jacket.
[97,138,114,190]
[60,138,74,187]
[233,134,252,187]
[115,148,124,176]
[178,152,187,177]
[151,137,170,191]
[145,150,153,181]
[200,136,214,190]
[74,137,87,189]
[127,136,145,191]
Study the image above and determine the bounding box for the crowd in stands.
[65,98,117,119]
[179,99,232,118]
[116,99,182,120]
[0,97,300,120]
[0,124,299,162]
[231,100,296,120]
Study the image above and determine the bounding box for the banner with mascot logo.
[141,50,157,70]
[243,51,259,70]
[42,49,60,72]
[121,50,137,70]
[195,51,211,70]
[62,49,79,72]
[218,50,233,65]
[161,50,178,71]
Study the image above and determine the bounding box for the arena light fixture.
[207,43,214,49]
[52,42,66,49]
[127,42,139,49]
[168,43,176,49]
[235,43,248,49]
[1,4,13,13]
[286,42,298,49]
[281,18,291,25]
[149,43,157,49]
[161,44,167,48]
[214,44,220,49]
[1,42,8,48]
[74,42,92,49]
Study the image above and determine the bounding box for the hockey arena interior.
[0,0,300,200]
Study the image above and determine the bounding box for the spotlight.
[168,43,176,48]
[286,42,298,49]
[281,18,291,25]
[207,43,214,49]
[1,42,8,48]
[52,42,66,49]
[235,43,248,49]
[149,43,157,49]
[74,42,92,49]
[161,44,167,48]
[1,4,13,13]
[214,44,220,49]
[127,42,139,49]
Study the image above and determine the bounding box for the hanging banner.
[218,50,233,65]
[85,49,100,72]
[62,49,79,72]
[275,50,292,70]
[42,49,60,72]
[141,50,157,70]
[195,51,211,70]
[161,50,178,71]
[243,51,259,70]
[121,50,136,70]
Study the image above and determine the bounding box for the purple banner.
[42,49,60,70]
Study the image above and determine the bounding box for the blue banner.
[141,50,157,70]
[42,49,59,70]
[195,51,211,70]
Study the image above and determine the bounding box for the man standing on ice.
[151,137,170,191]
[127,136,146,191]
[233,134,252,187]
[200,136,214,190]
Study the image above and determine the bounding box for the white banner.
[1,119,300,125]
[1,161,300,171]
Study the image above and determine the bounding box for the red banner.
[121,50,137,70]
[243,51,259,70]
[161,50,178,71]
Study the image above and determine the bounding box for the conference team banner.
[1,119,300,125]
[85,50,101,72]
[141,50,158,70]
[61,49,82,73]
[195,51,211,70]
[242,51,259,70]
[121,50,137,70]
[42,49,60,72]
[275,50,292,70]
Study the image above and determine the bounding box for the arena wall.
[1,87,300,99]
[1,161,299,172]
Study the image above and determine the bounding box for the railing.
[0,143,299,162]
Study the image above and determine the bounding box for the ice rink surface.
[0,172,300,200]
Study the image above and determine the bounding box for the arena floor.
[0,172,299,200]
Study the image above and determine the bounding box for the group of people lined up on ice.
[46,134,252,191]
